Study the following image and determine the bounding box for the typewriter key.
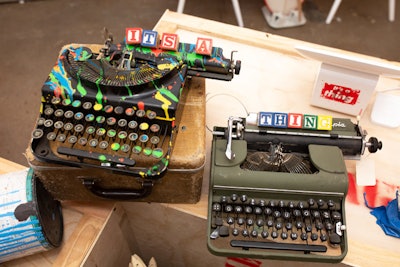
[93,103,102,111]
[74,112,84,120]
[143,147,152,156]
[128,120,138,129]
[64,122,73,131]
[44,107,54,116]
[64,111,74,119]
[152,148,163,158]
[125,108,134,116]
[150,124,160,133]
[51,97,61,105]
[104,105,113,113]
[68,135,77,144]
[82,102,92,110]
[62,99,71,106]
[78,137,87,146]
[128,133,138,141]
[111,143,120,151]
[107,129,117,138]
[32,129,43,139]
[139,122,149,131]
[106,117,116,126]
[146,110,156,119]
[150,136,160,145]
[44,119,53,128]
[74,124,84,133]
[96,128,106,136]
[136,110,145,117]
[54,109,64,117]
[121,144,130,153]
[85,114,95,122]
[118,119,127,127]
[96,116,105,124]
[114,106,124,115]
[132,146,142,154]
[86,126,95,135]
[37,117,45,126]
[89,139,98,147]
[99,141,109,149]
[139,134,149,143]
[56,134,66,142]
[118,131,127,139]
[71,100,81,108]
[54,121,64,129]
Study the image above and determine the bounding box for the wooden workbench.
[3,10,400,267]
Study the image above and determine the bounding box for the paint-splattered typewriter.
[207,112,382,262]
[29,28,240,196]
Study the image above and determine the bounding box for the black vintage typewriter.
[29,29,240,198]
[207,112,382,262]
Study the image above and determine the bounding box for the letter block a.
[195,37,213,56]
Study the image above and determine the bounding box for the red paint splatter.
[138,101,145,110]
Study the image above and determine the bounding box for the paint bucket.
[0,168,63,263]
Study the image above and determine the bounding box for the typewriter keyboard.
[31,98,173,167]
[209,193,346,257]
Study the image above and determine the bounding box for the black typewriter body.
[29,34,240,200]
[207,114,382,262]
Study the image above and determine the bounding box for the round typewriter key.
[136,110,145,117]
[118,119,127,127]
[51,97,61,105]
[150,124,160,133]
[71,100,81,108]
[146,110,157,119]
[64,110,74,119]
[54,121,64,129]
[47,132,56,141]
[139,134,149,143]
[150,136,160,145]
[232,228,239,236]
[111,143,120,151]
[99,141,109,149]
[96,128,106,136]
[44,107,54,116]
[106,117,117,126]
[139,122,149,131]
[68,135,77,144]
[32,129,43,139]
[107,129,116,138]
[37,117,45,126]
[62,99,71,106]
[78,137,87,146]
[74,124,84,133]
[125,108,135,116]
[83,102,92,110]
[85,114,95,122]
[143,147,152,156]
[56,134,66,142]
[104,105,113,113]
[128,120,138,129]
[89,139,98,147]
[121,144,130,153]
[44,119,53,128]
[54,109,64,117]
[152,148,163,159]
[86,126,95,135]
[74,112,84,120]
[96,116,105,124]
[114,106,124,115]
[93,103,103,111]
[118,131,127,139]
[64,122,73,131]
[128,132,138,141]
[132,146,142,154]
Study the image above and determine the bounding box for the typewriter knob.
[367,137,383,153]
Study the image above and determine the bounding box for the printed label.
[321,83,360,105]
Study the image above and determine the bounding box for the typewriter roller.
[207,113,382,262]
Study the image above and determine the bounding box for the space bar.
[57,147,136,166]
[230,240,327,253]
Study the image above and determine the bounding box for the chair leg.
[325,0,342,24]
[231,0,244,27]
[389,0,395,21]
[177,0,186,13]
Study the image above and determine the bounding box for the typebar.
[230,240,327,253]
[57,147,136,166]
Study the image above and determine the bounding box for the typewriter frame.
[207,136,349,263]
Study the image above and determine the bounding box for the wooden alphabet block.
[160,33,179,51]
[195,37,213,55]
[303,114,318,130]
[317,115,333,130]
[288,113,303,128]
[141,30,158,48]
[125,28,142,44]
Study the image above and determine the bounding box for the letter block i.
[196,37,213,55]
[125,28,142,44]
